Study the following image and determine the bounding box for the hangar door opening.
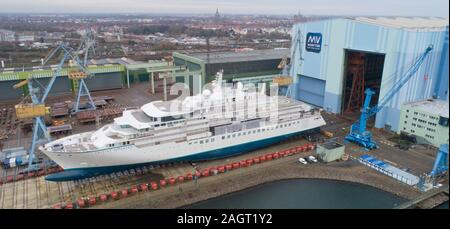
[342,50,385,119]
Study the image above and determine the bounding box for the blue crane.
[430,144,448,177]
[72,28,96,114]
[15,42,92,171]
[345,45,434,149]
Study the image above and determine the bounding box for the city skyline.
[0,0,448,17]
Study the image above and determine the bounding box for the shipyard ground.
[0,83,448,209]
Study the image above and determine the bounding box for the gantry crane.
[14,42,93,170]
[345,45,433,149]
[71,28,96,114]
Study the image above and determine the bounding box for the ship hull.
[45,128,319,181]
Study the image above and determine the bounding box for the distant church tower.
[214,8,221,21]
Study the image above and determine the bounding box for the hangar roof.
[188,49,289,64]
[352,17,449,31]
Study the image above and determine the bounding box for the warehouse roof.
[404,98,449,118]
[353,17,449,31]
[0,57,140,73]
[87,57,143,66]
[188,49,289,64]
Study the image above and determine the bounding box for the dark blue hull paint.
[46,128,319,181]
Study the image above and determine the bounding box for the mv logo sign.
[305,33,322,53]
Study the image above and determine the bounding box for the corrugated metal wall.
[295,75,326,107]
[36,76,71,95]
[290,19,449,131]
[0,80,23,102]
[84,72,123,91]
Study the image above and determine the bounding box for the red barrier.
[259,155,267,162]
[218,166,225,173]
[100,194,108,202]
[121,189,128,197]
[159,179,167,187]
[89,197,97,205]
[140,183,148,192]
[178,176,185,183]
[77,199,86,208]
[151,182,158,190]
[273,153,280,159]
[169,177,176,185]
[111,192,118,200]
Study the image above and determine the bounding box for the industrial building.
[316,141,345,162]
[289,17,449,131]
[0,29,15,42]
[0,58,170,102]
[173,49,289,90]
[398,99,449,147]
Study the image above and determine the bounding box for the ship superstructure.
[40,72,326,181]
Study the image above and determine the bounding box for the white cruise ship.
[40,72,326,181]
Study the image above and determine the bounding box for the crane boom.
[345,45,434,149]
[365,45,434,119]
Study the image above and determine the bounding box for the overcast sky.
[0,0,448,17]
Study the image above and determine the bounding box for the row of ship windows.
[188,120,299,145]
[107,141,131,148]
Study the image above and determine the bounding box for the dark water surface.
[187,179,407,209]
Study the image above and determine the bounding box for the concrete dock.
[0,84,448,209]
